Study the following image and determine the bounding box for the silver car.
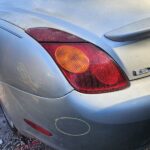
[0,0,150,150]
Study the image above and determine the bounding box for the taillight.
[26,28,129,94]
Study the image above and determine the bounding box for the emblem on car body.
[133,67,150,76]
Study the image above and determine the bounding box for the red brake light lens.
[26,28,129,94]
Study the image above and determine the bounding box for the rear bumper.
[1,76,150,150]
[67,76,150,124]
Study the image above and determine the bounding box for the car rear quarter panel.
[0,20,73,98]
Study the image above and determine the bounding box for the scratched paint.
[0,107,149,149]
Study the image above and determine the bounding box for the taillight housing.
[26,27,130,94]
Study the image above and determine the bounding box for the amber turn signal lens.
[55,45,89,73]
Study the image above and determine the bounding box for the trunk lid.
[0,0,150,80]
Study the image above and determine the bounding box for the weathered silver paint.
[55,117,91,136]
[0,19,73,98]
[1,75,150,149]
[0,0,150,37]
[105,18,150,42]
[0,1,150,150]
[114,38,150,80]
[0,0,150,80]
